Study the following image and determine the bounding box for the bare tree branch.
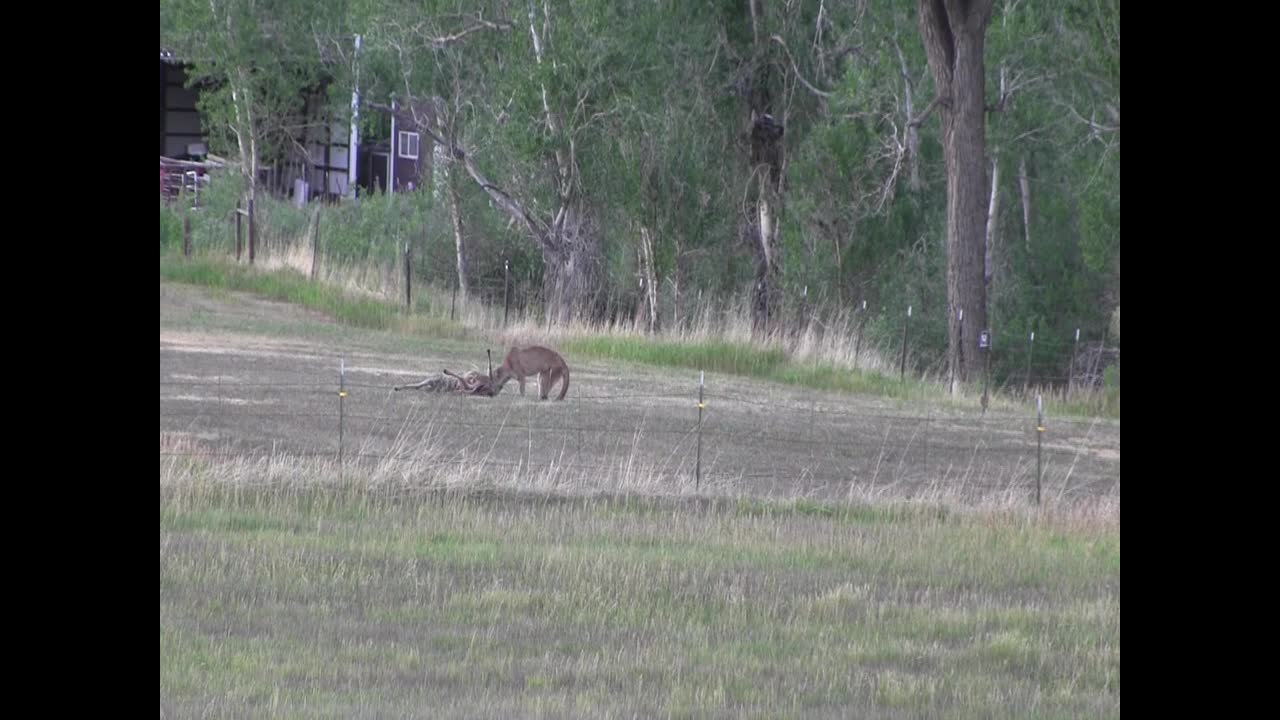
[750,0,761,46]
[892,38,922,191]
[416,18,513,48]
[770,34,834,98]
[874,117,905,213]
[908,94,945,128]
[986,66,1049,113]
[1059,100,1120,139]
[366,99,552,245]
[828,45,865,65]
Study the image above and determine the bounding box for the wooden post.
[248,196,256,265]
[761,282,769,340]
[980,329,991,415]
[311,208,321,281]
[503,260,511,326]
[799,285,808,337]
[404,242,412,311]
[1067,327,1080,399]
[1023,330,1035,396]
[952,308,964,395]
[1035,394,1044,506]
[900,305,912,381]
[235,200,243,261]
[338,359,346,468]
[180,183,191,257]
[854,300,867,372]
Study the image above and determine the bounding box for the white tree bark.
[985,151,1000,289]
[1019,155,1032,254]
[639,225,659,333]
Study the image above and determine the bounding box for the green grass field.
[161,473,1119,718]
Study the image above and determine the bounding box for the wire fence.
[170,183,1119,402]
[160,364,1121,504]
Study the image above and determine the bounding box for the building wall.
[161,63,206,157]
[392,128,422,191]
[300,94,353,200]
[161,58,436,202]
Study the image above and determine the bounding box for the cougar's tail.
[558,365,570,400]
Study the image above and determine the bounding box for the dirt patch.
[160,282,1120,502]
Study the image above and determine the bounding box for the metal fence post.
[696,371,704,491]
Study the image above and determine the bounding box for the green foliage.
[161,0,343,164]
[160,201,182,251]
[162,0,1119,395]
[320,190,419,265]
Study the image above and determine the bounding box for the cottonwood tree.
[162,0,334,240]
[360,1,624,324]
[917,0,995,388]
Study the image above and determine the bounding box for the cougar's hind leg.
[551,366,568,400]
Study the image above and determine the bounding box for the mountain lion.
[493,345,570,400]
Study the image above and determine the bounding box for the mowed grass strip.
[161,482,1119,719]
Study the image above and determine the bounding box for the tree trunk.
[1019,155,1032,255]
[745,0,784,338]
[640,225,660,334]
[552,234,604,325]
[543,247,601,325]
[529,4,600,325]
[539,203,603,326]
[918,0,993,384]
[985,151,1000,289]
[672,275,680,331]
[447,166,469,299]
[228,69,259,264]
[894,40,923,192]
[671,236,682,331]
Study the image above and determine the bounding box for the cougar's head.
[491,366,513,388]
